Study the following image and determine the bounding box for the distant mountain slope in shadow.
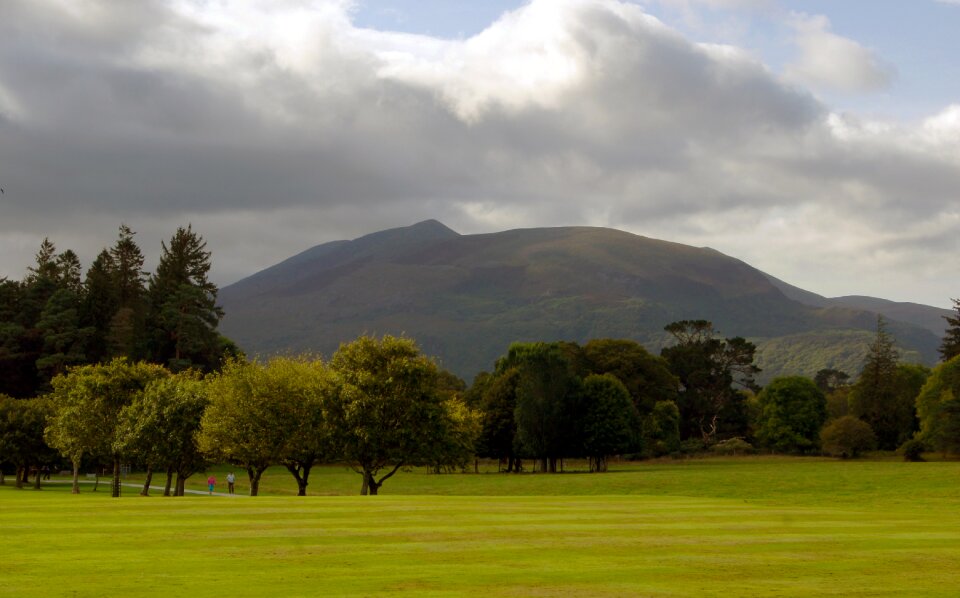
[220,220,945,382]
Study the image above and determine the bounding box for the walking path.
[44,479,242,497]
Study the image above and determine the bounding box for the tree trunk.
[284,463,311,496]
[111,457,121,498]
[247,465,266,497]
[366,471,381,496]
[141,467,153,496]
[93,469,99,492]
[0,469,4,485]
[360,470,370,495]
[176,475,186,496]
[15,466,24,489]
[33,466,41,490]
[71,460,80,494]
[163,468,173,496]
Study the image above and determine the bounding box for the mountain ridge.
[219,220,945,382]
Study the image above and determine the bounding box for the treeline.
[3,271,960,496]
[1,336,476,496]
[0,225,236,398]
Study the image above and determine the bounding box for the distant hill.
[219,221,945,383]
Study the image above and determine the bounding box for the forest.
[2,226,960,497]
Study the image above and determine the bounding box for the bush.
[711,437,754,456]
[820,416,876,458]
[678,438,707,456]
[898,438,927,462]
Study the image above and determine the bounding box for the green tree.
[476,368,522,472]
[642,400,681,457]
[81,250,118,364]
[147,225,224,371]
[580,374,638,472]
[941,298,960,362]
[820,416,877,458]
[199,358,290,496]
[108,225,148,359]
[35,289,93,380]
[269,357,337,496]
[115,372,209,496]
[661,320,759,443]
[582,339,679,413]
[814,368,850,394]
[45,359,168,496]
[503,342,580,473]
[755,376,827,454]
[0,396,56,489]
[0,278,34,398]
[916,355,960,455]
[328,335,453,495]
[848,317,921,450]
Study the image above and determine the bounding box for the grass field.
[3,457,960,596]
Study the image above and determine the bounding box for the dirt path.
[43,479,242,497]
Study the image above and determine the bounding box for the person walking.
[207,474,216,495]
[226,471,236,495]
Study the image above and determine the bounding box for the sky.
[0,0,958,308]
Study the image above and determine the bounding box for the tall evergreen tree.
[108,225,147,359]
[35,288,93,380]
[81,250,119,363]
[147,225,224,371]
[941,298,960,362]
[848,316,904,450]
[0,278,33,397]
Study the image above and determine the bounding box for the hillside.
[219,221,944,382]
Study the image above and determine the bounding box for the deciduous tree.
[755,376,827,454]
[328,336,454,495]
[661,320,759,443]
[916,355,960,455]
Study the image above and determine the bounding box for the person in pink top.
[207,474,216,495]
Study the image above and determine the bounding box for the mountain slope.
[220,221,943,382]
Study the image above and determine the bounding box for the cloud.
[0,0,957,308]
[783,13,896,94]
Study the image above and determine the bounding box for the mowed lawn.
[3,458,960,597]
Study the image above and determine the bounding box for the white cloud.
[783,13,895,94]
[0,0,957,307]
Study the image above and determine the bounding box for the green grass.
[3,457,960,596]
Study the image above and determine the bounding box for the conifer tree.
[107,225,147,359]
[81,250,119,363]
[848,316,905,450]
[147,225,224,371]
[940,298,960,362]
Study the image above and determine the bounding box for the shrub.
[711,437,754,456]
[820,416,876,459]
[898,438,926,462]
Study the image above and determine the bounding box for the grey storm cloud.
[0,0,958,306]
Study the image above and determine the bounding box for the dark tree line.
[0,224,235,399]
[469,326,758,473]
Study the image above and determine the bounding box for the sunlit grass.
[3,457,960,596]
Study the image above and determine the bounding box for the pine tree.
[940,298,960,362]
[35,288,93,380]
[81,250,118,363]
[108,225,147,359]
[147,225,224,371]
[849,316,903,450]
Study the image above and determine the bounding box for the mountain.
[764,274,952,337]
[219,220,945,383]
